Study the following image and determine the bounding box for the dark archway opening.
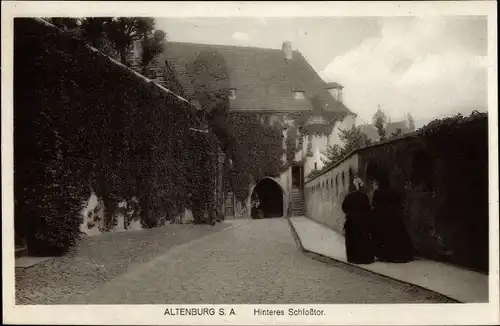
[251,178,283,218]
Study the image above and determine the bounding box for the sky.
[157,16,488,127]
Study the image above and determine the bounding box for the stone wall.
[304,154,360,232]
[227,170,291,219]
[303,117,489,272]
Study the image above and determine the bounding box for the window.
[314,162,317,170]
[265,115,272,125]
[293,91,305,100]
[342,172,345,187]
[229,88,236,100]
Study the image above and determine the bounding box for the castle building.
[133,40,356,218]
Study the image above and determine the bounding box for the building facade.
[140,40,356,219]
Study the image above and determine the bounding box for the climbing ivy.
[306,111,488,182]
[14,18,219,254]
[280,125,304,172]
[223,113,285,201]
[418,111,487,137]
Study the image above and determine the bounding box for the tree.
[45,17,80,31]
[105,17,138,64]
[320,125,372,170]
[103,17,167,67]
[407,112,416,132]
[340,125,373,154]
[191,49,230,145]
[79,18,109,47]
[321,144,343,166]
[135,18,167,76]
[391,128,404,138]
[373,105,387,141]
[45,17,167,70]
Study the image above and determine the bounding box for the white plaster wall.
[304,153,360,233]
[234,199,251,219]
[80,192,144,236]
[331,114,356,145]
[302,114,357,178]
[294,134,307,162]
[128,218,143,229]
[80,191,105,236]
[303,133,330,177]
[278,168,292,216]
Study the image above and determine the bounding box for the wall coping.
[305,115,487,184]
[32,18,203,128]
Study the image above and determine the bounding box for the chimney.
[282,41,292,60]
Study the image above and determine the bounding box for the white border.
[2,1,498,325]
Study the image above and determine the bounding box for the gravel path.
[15,221,234,304]
[61,218,454,304]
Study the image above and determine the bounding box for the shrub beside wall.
[304,112,488,272]
[357,113,488,272]
[14,18,218,255]
[223,113,284,202]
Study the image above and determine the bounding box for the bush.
[223,113,284,201]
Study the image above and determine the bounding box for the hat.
[353,176,364,188]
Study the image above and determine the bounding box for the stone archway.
[251,177,284,218]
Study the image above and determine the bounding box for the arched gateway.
[250,177,284,218]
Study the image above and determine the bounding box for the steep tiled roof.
[156,41,354,115]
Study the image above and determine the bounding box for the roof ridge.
[167,40,303,54]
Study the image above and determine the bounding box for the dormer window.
[229,88,236,100]
[330,88,343,102]
[293,91,305,100]
[325,82,344,103]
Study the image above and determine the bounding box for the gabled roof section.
[325,81,344,89]
[157,41,354,116]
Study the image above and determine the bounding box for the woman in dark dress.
[371,176,415,263]
[341,176,374,264]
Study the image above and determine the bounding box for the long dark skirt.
[344,219,374,264]
[371,188,415,263]
[373,218,415,262]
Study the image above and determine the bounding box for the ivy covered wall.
[14,18,219,255]
[304,112,488,272]
[223,113,285,202]
[358,112,489,272]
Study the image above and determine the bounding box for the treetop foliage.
[44,17,167,70]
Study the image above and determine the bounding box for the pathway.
[59,218,453,304]
[289,216,489,303]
